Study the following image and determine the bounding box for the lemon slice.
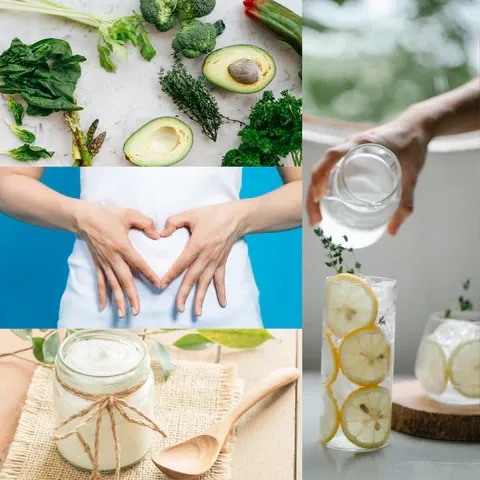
[325,273,378,338]
[322,332,340,386]
[448,338,480,398]
[320,386,340,444]
[415,337,448,394]
[341,386,391,449]
[340,326,390,386]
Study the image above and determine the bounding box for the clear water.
[320,277,396,452]
[320,152,400,249]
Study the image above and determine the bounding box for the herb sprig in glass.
[314,227,361,274]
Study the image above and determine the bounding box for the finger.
[310,145,350,201]
[306,181,322,227]
[124,244,162,289]
[103,266,126,318]
[112,259,140,316]
[176,258,208,313]
[127,210,160,240]
[160,214,190,238]
[388,169,415,236]
[213,263,227,308]
[95,264,108,311]
[194,265,217,316]
[161,244,199,289]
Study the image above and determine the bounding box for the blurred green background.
[304,0,479,123]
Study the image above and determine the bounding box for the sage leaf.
[32,337,45,363]
[43,331,60,364]
[199,329,274,349]
[151,340,173,380]
[11,329,32,341]
[173,334,213,351]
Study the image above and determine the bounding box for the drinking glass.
[319,275,396,451]
[320,144,401,249]
[415,311,480,405]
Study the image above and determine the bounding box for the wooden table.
[0,329,302,480]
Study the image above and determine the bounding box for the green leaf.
[198,329,274,349]
[5,119,35,143]
[4,94,24,125]
[11,329,32,341]
[138,29,156,61]
[151,340,174,380]
[31,337,45,363]
[97,43,117,73]
[42,331,60,364]
[173,334,213,351]
[355,262,362,269]
[0,144,54,162]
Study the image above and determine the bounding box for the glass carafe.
[320,144,402,249]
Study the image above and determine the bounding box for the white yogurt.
[53,330,155,471]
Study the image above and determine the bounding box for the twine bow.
[53,372,167,480]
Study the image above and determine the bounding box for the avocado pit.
[228,59,260,85]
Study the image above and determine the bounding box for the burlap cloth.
[0,360,241,480]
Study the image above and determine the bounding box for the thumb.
[127,210,160,240]
[160,213,190,238]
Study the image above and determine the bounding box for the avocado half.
[203,45,276,94]
[124,117,193,166]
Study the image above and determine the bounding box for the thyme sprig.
[445,279,474,318]
[314,227,361,274]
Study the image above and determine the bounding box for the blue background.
[0,168,301,329]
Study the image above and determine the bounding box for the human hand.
[74,203,162,317]
[307,111,431,235]
[160,202,248,316]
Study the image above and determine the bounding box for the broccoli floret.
[176,0,216,21]
[140,0,178,32]
[172,19,225,58]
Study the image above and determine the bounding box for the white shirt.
[58,168,262,328]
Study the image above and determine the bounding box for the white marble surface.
[0,0,301,166]
[303,373,480,480]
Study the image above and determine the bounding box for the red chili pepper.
[244,0,302,56]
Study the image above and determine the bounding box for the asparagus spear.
[64,111,92,167]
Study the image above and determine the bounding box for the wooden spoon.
[152,367,300,479]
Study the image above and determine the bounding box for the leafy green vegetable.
[199,329,275,349]
[32,337,45,363]
[0,144,54,162]
[140,0,216,31]
[151,339,174,380]
[0,1,156,73]
[159,57,223,141]
[43,332,60,364]
[173,19,225,58]
[222,90,302,167]
[5,119,35,143]
[173,334,213,351]
[4,94,24,125]
[0,38,85,117]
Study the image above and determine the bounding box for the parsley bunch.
[222,90,302,167]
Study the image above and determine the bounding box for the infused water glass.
[415,311,480,405]
[320,144,401,249]
[319,275,396,451]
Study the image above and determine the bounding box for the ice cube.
[430,319,480,356]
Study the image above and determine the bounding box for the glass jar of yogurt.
[53,330,155,471]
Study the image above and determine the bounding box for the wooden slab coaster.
[391,380,480,442]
